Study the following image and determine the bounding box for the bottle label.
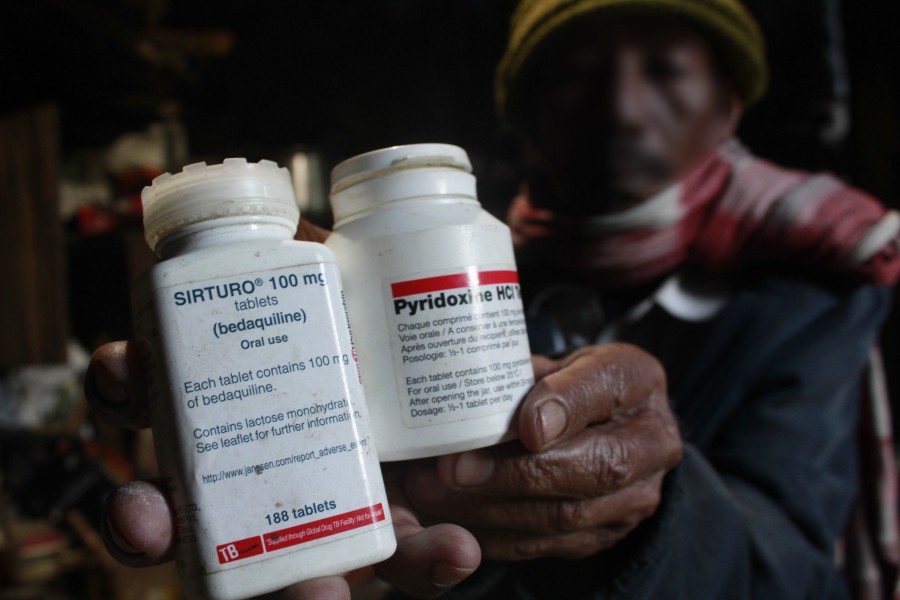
[134,262,389,575]
[388,267,534,428]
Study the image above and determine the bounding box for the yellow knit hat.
[496,0,768,131]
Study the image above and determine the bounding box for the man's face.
[525,19,741,213]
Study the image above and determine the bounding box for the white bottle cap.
[142,158,299,250]
[329,144,477,222]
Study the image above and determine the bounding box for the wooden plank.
[0,104,67,367]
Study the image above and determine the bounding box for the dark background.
[1,1,897,195]
[1,0,899,403]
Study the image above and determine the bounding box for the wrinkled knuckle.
[595,360,628,411]
[571,351,625,411]
[592,437,632,493]
[555,500,586,533]
[524,456,557,494]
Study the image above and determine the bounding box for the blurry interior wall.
[0,0,898,405]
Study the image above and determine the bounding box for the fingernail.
[103,514,143,557]
[431,561,476,588]
[453,449,494,487]
[536,399,567,445]
[93,361,128,405]
[412,468,449,504]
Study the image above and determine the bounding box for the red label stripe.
[391,270,519,298]
[263,503,386,553]
[216,504,387,564]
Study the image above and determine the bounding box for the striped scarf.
[508,139,900,287]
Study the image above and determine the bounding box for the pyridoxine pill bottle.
[326,144,535,461]
[132,159,395,600]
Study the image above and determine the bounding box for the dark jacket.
[414,270,892,599]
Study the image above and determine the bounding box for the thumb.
[375,506,481,598]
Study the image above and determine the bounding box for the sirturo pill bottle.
[326,144,535,461]
[132,159,395,600]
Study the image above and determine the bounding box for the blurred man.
[395,0,900,598]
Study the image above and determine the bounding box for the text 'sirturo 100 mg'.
[132,159,395,600]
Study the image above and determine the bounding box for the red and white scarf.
[508,139,900,287]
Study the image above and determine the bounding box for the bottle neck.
[330,167,477,223]
[156,218,296,259]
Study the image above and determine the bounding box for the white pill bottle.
[326,144,535,461]
[132,159,395,600]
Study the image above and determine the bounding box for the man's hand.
[404,344,682,560]
[86,341,481,600]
